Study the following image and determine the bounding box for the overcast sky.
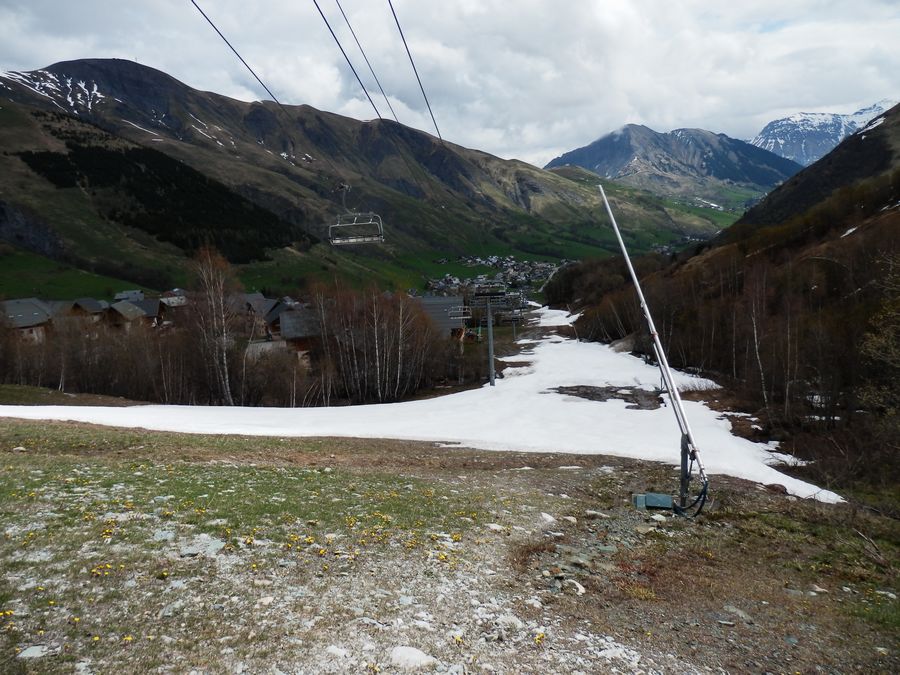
[1,0,897,166]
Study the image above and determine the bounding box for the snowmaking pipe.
[597,184,709,512]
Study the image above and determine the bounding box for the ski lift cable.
[598,184,709,516]
[331,0,431,198]
[189,0,294,123]
[334,0,400,124]
[311,0,383,121]
[387,0,443,143]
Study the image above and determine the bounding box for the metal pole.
[487,299,495,386]
[598,184,708,502]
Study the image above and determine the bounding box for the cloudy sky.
[1,0,897,166]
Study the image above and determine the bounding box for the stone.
[562,516,577,525]
[495,614,523,631]
[12,446,26,453]
[486,523,505,532]
[326,645,348,659]
[564,579,586,596]
[584,510,610,519]
[390,646,437,670]
[17,645,54,659]
[540,512,556,526]
[651,514,667,522]
[635,525,656,535]
[257,596,274,606]
[723,605,753,624]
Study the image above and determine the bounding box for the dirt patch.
[551,385,664,410]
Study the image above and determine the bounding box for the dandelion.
[92,636,100,642]
[122,634,133,642]
[534,632,545,646]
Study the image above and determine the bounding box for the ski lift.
[448,305,471,320]
[328,184,385,246]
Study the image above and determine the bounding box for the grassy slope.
[1,96,734,299]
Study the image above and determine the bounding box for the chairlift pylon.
[328,184,385,246]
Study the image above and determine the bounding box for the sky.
[0,307,842,503]
[0,0,897,166]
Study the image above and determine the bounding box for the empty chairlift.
[328,184,385,246]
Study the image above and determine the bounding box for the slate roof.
[1,298,52,329]
[280,308,321,340]
[73,297,107,314]
[133,299,162,318]
[110,300,146,322]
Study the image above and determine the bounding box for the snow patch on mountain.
[752,99,897,165]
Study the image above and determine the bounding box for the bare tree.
[192,247,240,405]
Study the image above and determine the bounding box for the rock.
[717,620,735,627]
[635,525,656,535]
[650,514,667,522]
[11,446,26,453]
[811,584,829,594]
[562,516,577,525]
[564,579,586,596]
[584,510,610,519]
[257,596,274,606]
[390,646,437,670]
[17,645,54,659]
[765,484,789,494]
[398,595,415,606]
[495,614,523,631]
[252,579,272,587]
[540,512,557,526]
[486,523,505,532]
[875,590,897,600]
[595,544,618,554]
[723,604,753,624]
[325,645,348,659]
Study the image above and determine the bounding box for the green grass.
[0,248,144,300]
[0,422,492,670]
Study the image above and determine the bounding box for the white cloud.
[1,0,897,166]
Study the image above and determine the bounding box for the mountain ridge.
[750,99,898,166]
[0,58,729,293]
[544,124,802,209]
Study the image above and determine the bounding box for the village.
[424,254,567,295]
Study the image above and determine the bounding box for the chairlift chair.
[448,305,471,320]
[328,184,385,246]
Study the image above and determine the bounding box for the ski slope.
[0,307,840,502]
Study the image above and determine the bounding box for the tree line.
[545,181,899,495]
[0,248,483,407]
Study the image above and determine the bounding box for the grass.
[0,249,144,300]
[0,422,491,671]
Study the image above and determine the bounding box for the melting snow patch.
[841,226,858,238]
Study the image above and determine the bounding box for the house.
[108,300,146,330]
[413,295,467,336]
[132,298,164,326]
[71,297,109,322]
[114,290,145,302]
[1,298,53,342]
[280,307,321,365]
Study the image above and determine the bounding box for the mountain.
[751,99,898,166]
[544,125,802,211]
[544,100,900,497]
[0,59,730,295]
[726,102,900,240]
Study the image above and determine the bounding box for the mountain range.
[0,59,732,295]
[544,125,802,210]
[750,99,898,166]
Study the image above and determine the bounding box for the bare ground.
[0,419,897,674]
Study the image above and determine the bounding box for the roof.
[414,295,466,333]
[132,298,162,318]
[73,297,107,314]
[109,300,146,322]
[114,290,144,302]
[1,298,52,329]
[280,308,321,340]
